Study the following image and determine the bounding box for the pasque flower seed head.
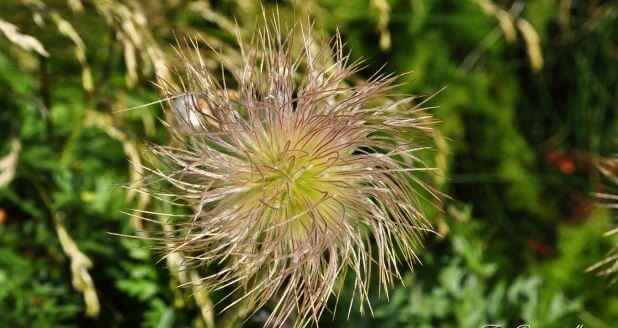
[145,20,440,328]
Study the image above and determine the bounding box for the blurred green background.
[0,0,617,327]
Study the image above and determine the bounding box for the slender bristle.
[588,157,618,282]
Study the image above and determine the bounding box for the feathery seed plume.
[141,19,440,327]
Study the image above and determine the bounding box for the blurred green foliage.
[0,0,617,327]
